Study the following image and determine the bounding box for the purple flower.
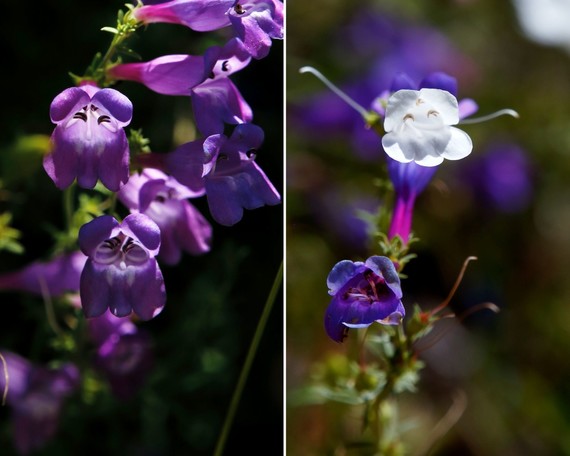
[386,157,437,242]
[0,351,80,455]
[324,256,405,343]
[107,38,251,97]
[78,214,166,320]
[87,311,154,400]
[165,123,281,225]
[43,84,133,192]
[134,0,284,59]
[0,251,86,297]
[118,168,212,265]
[192,77,253,136]
[110,38,252,136]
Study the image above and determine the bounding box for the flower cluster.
[0,2,282,453]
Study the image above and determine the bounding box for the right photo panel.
[287,1,570,454]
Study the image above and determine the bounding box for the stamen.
[234,3,246,14]
[427,110,439,117]
[299,66,370,120]
[73,112,88,122]
[460,108,519,125]
[403,113,415,122]
[221,60,231,72]
[97,115,111,124]
[430,256,477,316]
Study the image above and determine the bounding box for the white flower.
[381,88,473,167]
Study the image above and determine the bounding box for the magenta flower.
[78,214,166,320]
[118,168,212,265]
[108,38,251,97]
[134,0,284,59]
[0,351,80,455]
[165,123,280,225]
[324,256,405,343]
[386,157,437,242]
[43,84,133,191]
[0,251,86,297]
[87,311,154,400]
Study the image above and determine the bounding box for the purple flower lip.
[324,256,405,343]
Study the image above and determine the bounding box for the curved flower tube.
[0,251,87,297]
[324,256,405,343]
[78,214,166,320]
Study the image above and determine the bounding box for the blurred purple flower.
[0,251,86,297]
[309,187,380,254]
[118,168,212,265]
[87,311,154,400]
[134,0,284,59]
[0,351,80,455]
[324,256,405,343]
[78,214,166,320]
[461,142,534,213]
[165,123,281,225]
[43,83,132,192]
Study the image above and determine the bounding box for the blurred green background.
[287,0,570,454]
[0,1,283,455]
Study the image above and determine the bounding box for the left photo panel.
[0,1,283,454]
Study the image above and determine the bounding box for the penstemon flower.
[324,256,405,343]
[164,123,281,225]
[107,37,252,96]
[381,88,473,167]
[134,0,284,59]
[43,84,133,191]
[118,168,212,265]
[78,214,166,320]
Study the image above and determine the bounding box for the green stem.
[213,261,283,456]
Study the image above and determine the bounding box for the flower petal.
[326,260,364,295]
[121,214,161,254]
[92,88,133,125]
[441,127,473,161]
[50,87,90,123]
[80,261,112,318]
[78,215,120,256]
